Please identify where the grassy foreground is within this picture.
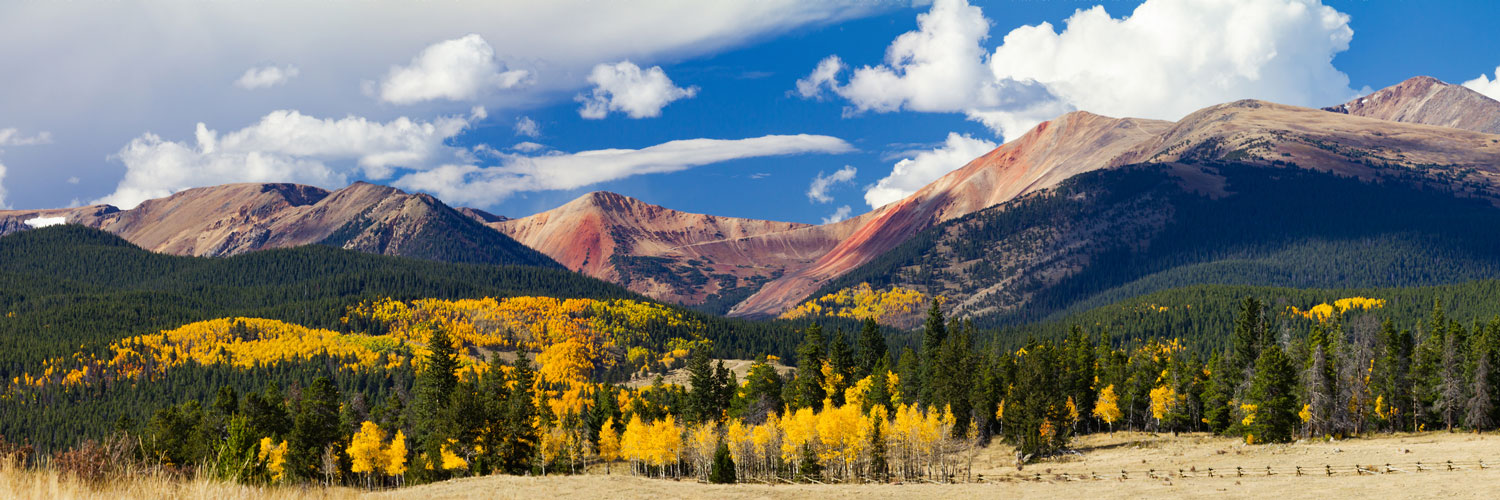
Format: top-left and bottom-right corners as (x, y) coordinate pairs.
(6, 432), (1497, 499)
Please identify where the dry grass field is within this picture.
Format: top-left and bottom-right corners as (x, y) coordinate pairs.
(6, 431), (1496, 499)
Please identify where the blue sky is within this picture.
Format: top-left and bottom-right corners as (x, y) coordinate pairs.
(0, 0), (1497, 225)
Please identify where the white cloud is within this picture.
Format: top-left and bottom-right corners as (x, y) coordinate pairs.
(234, 65), (300, 90)
(0, 128), (51, 146)
(66, 176), (79, 184)
(23, 216), (65, 228)
(864, 132), (996, 208)
(577, 61), (698, 119)
(515, 116), (541, 138)
(1464, 66), (1500, 101)
(807, 165), (856, 203)
(795, 56), (844, 99)
(821, 205), (852, 224)
(800, 0), (1356, 140)
(378, 34), (531, 105)
(511, 142), (547, 153)
(394, 134), (853, 206)
(0, 162), (8, 209)
(96, 109), (479, 209)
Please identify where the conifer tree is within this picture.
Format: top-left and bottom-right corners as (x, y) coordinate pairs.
(919, 299), (948, 400)
(687, 348), (717, 424)
(288, 376), (342, 480)
(499, 352), (539, 474)
(412, 325), (460, 476)
(708, 440), (736, 484)
(1248, 345), (1297, 443)
(793, 324), (827, 411)
(741, 359), (784, 423)
(1231, 297), (1265, 375)
(1437, 328), (1466, 431)
(1201, 353), (1233, 433)
(828, 328), (855, 406)
(1466, 354), (1494, 430)
(869, 415), (888, 482)
(1377, 321), (1415, 432)
(857, 318), (887, 379)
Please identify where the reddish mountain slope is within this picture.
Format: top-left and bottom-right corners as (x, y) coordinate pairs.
(1325, 76), (1500, 134)
(492, 192), (823, 304)
(729, 112), (1172, 317)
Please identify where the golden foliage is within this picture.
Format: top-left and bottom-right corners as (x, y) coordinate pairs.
(779, 283), (932, 324)
(1290, 297), (1385, 322)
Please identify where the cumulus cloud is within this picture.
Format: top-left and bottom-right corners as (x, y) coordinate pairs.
(807, 165), (857, 203)
(0, 162), (8, 209)
(234, 65), (300, 90)
(23, 216), (65, 228)
(821, 205), (853, 224)
(95, 109), (479, 209)
(577, 61), (698, 119)
(514, 116), (541, 138)
(1464, 66), (1500, 101)
(394, 134), (853, 206)
(0, 128), (52, 146)
(378, 34), (531, 105)
(800, 0), (1356, 140)
(864, 132), (996, 208)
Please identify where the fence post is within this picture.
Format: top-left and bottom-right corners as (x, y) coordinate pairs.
(1266, 466), (1273, 476)
(1325, 465), (1332, 476)
(1295, 466), (1302, 476)
(1237, 466), (1243, 477)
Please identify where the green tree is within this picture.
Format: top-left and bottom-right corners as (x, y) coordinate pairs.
(287, 376), (342, 480)
(919, 299), (947, 405)
(498, 353), (539, 474)
(1248, 345), (1298, 444)
(708, 440), (736, 484)
(792, 324), (827, 411)
(857, 318), (887, 380)
(412, 325), (460, 476)
(687, 348), (718, 424)
(1201, 353), (1233, 433)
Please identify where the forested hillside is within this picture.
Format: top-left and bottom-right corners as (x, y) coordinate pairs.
(0, 226), (856, 450)
(813, 162), (1500, 327)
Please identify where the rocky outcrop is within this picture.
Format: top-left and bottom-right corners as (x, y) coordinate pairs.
(1325, 76), (1500, 134)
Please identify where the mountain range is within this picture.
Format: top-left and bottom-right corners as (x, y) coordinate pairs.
(4, 75), (1499, 324)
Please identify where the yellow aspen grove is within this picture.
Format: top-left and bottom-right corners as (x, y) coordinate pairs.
(384, 430), (408, 478)
(347, 421), (387, 475)
(257, 438), (288, 483)
(687, 422), (718, 481)
(1150, 384), (1179, 424)
(439, 441), (468, 471)
(597, 417), (620, 472)
(1093, 384), (1122, 431)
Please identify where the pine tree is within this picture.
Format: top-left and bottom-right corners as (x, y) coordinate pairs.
(687, 348), (717, 424)
(1466, 354), (1494, 430)
(857, 318), (887, 380)
(827, 329), (855, 407)
(412, 325), (460, 476)
(708, 440), (736, 484)
(868, 415), (888, 482)
(793, 324), (827, 411)
(288, 376), (341, 480)
(499, 352), (539, 474)
(797, 442), (822, 481)
(1201, 353), (1233, 433)
(742, 359), (784, 423)
(1248, 345), (1297, 444)
(919, 299), (947, 406)
(1377, 321), (1415, 432)
(864, 357), (893, 412)
(1231, 297), (1265, 375)
(1437, 327), (1466, 431)
(1061, 325), (1096, 430)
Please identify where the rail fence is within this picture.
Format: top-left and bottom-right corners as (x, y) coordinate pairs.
(976, 459), (1494, 483)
